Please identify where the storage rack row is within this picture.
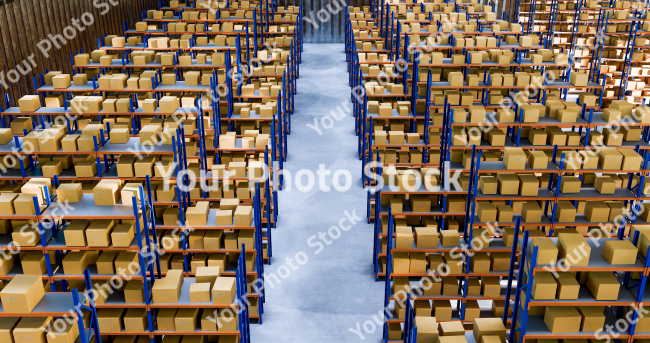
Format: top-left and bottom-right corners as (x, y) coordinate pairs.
(521, 0), (650, 104)
(505, 229), (650, 343)
(0, 181), (265, 325)
(0, 263), (251, 343)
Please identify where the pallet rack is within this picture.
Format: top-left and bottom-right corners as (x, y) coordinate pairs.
(0, 0), (307, 332)
(343, 0), (650, 341)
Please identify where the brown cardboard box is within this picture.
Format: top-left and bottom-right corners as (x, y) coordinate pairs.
(110, 128), (130, 144)
(415, 317), (438, 343)
(46, 318), (79, 343)
(196, 266), (220, 288)
(620, 149), (642, 170)
(560, 176), (581, 193)
(234, 205), (253, 226)
(18, 95), (41, 112)
(75, 161), (97, 177)
(440, 230), (460, 247)
(556, 201), (577, 223)
(56, 183), (83, 203)
(440, 321), (465, 335)
(570, 72), (588, 87)
(96, 251), (118, 274)
(0, 317), (21, 342)
(497, 174), (520, 195)
(585, 201), (610, 223)
(124, 280), (144, 304)
(115, 251), (140, 276)
(415, 227), (437, 248)
(490, 252), (510, 271)
(479, 176), (498, 194)
(532, 272), (557, 299)
(0, 193), (18, 215)
(157, 308), (177, 331)
(531, 238), (558, 265)
(62, 251), (88, 275)
(98, 308), (124, 333)
(13, 317), (52, 343)
(598, 148), (623, 170)
(558, 233), (591, 266)
(473, 318), (506, 343)
(578, 306), (606, 332)
(603, 240), (637, 264)
(481, 277), (501, 298)
(0, 275), (45, 313)
(497, 205), (513, 222)
(212, 276), (236, 304)
(152, 269), (184, 303)
(595, 176), (615, 194)
(477, 202), (497, 222)
(433, 300), (452, 321)
(93, 180), (121, 205)
(522, 202), (542, 222)
(20, 251), (46, 276)
(124, 308), (148, 332)
(14, 194), (36, 215)
(189, 282), (211, 303)
(519, 174), (539, 196)
(86, 219), (114, 247)
(504, 148), (526, 169)
(112, 223), (134, 247)
(544, 306), (581, 333)
(528, 151), (549, 169)
(555, 273), (580, 299)
(587, 272), (620, 300)
(471, 252), (491, 273)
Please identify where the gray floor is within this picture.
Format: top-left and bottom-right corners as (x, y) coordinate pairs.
(250, 44), (385, 342)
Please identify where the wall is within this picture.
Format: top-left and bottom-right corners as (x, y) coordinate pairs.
(284, 0), (367, 43)
(0, 0), (156, 106)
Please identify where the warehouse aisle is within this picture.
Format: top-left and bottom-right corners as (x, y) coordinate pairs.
(250, 44), (385, 342)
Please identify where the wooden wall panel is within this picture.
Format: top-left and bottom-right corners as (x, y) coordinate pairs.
(0, 0), (155, 106)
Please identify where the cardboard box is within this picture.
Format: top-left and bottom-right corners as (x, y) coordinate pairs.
(471, 253), (491, 273)
(157, 308), (177, 331)
(415, 317), (438, 343)
(152, 270), (184, 303)
(93, 180), (121, 206)
(558, 233), (591, 267)
(115, 251), (140, 276)
(190, 282), (211, 303)
(124, 280), (144, 303)
(473, 318), (506, 343)
(440, 230), (460, 247)
(532, 272), (557, 299)
(477, 202), (497, 222)
(62, 251), (88, 275)
(97, 308), (124, 333)
(531, 238), (558, 265)
(13, 317), (52, 343)
(19, 95), (41, 112)
(56, 183), (83, 203)
(124, 308), (148, 332)
(587, 271), (620, 300)
(522, 202), (542, 222)
(585, 201), (610, 223)
(504, 147), (527, 169)
(96, 251), (118, 274)
(603, 240), (637, 264)
(578, 306), (606, 332)
(86, 219), (114, 247)
(544, 306), (581, 333)
(556, 201), (577, 223)
(212, 276), (236, 304)
(555, 273), (580, 299)
(0, 275), (45, 313)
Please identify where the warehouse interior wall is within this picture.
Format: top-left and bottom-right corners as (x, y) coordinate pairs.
(0, 0), (157, 106)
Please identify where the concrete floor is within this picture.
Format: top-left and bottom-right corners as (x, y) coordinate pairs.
(249, 44), (385, 342)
